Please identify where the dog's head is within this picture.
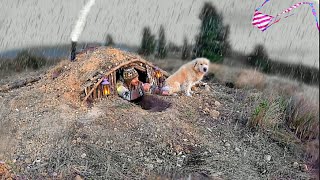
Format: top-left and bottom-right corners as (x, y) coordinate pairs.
(193, 58), (210, 74)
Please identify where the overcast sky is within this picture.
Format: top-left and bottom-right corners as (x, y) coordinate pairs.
(0, 0), (319, 67)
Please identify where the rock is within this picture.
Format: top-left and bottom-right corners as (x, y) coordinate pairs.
(80, 153), (86, 158)
(293, 162), (299, 168)
(34, 158), (41, 163)
(214, 101), (221, 107)
(146, 164), (154, 170)
(74, 175), (84, 180)
(76, 137), (81, 143)
(156, 159), (163, 163)
(264, 155), (271, 162)
(224, 142), (231, 147)
(235, 147), (240, 152)
(210, 110), (220, 118)
(204, 85), (210, 92)
(25, 158), (32, 164)
(300, 164), (308, 172)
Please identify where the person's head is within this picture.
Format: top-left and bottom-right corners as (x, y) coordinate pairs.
(123, 68), (139, 86)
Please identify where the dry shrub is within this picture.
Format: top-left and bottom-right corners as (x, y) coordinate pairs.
(285, 94), (319, 141)
(235, 69), (266, 90)
(208, 63), (266, 90)
(248, 91), (319, 173)
(247, 95), (287, 130)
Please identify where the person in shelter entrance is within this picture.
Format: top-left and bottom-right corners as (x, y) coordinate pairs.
(116, 67), (148, 101)
(116, 67), (170, 111)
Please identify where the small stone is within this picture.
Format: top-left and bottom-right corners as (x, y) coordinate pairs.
(74, 175), (84, 180)
(235, 147), (240, 152)
(214, 101), (221, 107)
(204, 107), (210, 112)
(264, 155), (271, 162)
(25, 158), (32, 164)
(72, 140), (77, 144)
(210, 110), (220, 118)
(156, 159), (163, 163)
(76, 137), (81, 142)
(300, 164), (308, 172)
(204, 85), (210, 91)
(146, 164), (154, 170)
(224, 142), (231, 147)
(293, 162), (299, 168)
(80, 153), (86, 158)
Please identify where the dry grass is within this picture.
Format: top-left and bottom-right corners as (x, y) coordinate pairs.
(246, 90), (319, 173)
(199, 60), (319, 174)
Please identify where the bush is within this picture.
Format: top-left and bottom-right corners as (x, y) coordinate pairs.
(10, 51), (46, 72)
(247, 44), (271, 73)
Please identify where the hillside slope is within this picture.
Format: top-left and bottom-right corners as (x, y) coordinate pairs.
(0, 48), (315, 179)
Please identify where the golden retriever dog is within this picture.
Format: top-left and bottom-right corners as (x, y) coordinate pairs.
(164, 58), (210, 96)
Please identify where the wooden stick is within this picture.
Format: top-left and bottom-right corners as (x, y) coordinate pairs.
(97, 84), (101, 99)
(113, 72), (117, 95)
(93, 86), (97, 99)
(0, 76), (41, 92)
(82, 58), (170, 103)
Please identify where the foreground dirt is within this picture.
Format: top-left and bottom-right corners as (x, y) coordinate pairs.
(0, 75), (312, 179)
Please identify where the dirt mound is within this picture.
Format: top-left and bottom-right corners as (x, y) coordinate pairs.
(37, 47), (145, 107)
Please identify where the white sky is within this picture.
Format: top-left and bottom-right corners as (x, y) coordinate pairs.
(0, 0), (319, 67)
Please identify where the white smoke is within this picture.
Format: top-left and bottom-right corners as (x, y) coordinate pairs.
(70, 0), (96, 42)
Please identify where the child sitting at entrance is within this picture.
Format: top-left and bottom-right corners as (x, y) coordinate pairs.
(116, 67), (170, 111)
(117, 68), (168, 101)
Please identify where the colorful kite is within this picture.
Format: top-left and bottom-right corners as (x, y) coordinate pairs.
(252, 0), (320, 32)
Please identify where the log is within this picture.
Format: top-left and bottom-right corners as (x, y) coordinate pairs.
(0, 76), (41, 92)
(82, 58), (170, 103)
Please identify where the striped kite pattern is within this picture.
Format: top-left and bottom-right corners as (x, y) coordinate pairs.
(252, 0), (319, 32)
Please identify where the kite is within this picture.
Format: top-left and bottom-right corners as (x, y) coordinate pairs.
(252, 0), (320, 32)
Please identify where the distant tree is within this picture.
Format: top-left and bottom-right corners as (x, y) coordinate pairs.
(193, 2), (231, 63)
(181, 37), (191, 60)
(248, 44), (271, 73)
(104, 34), (115, 46)
(156, 25), (168, 59)
(138, 27), (156, 56)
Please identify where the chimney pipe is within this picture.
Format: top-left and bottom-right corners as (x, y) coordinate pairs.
(70, 41), (77, 61)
